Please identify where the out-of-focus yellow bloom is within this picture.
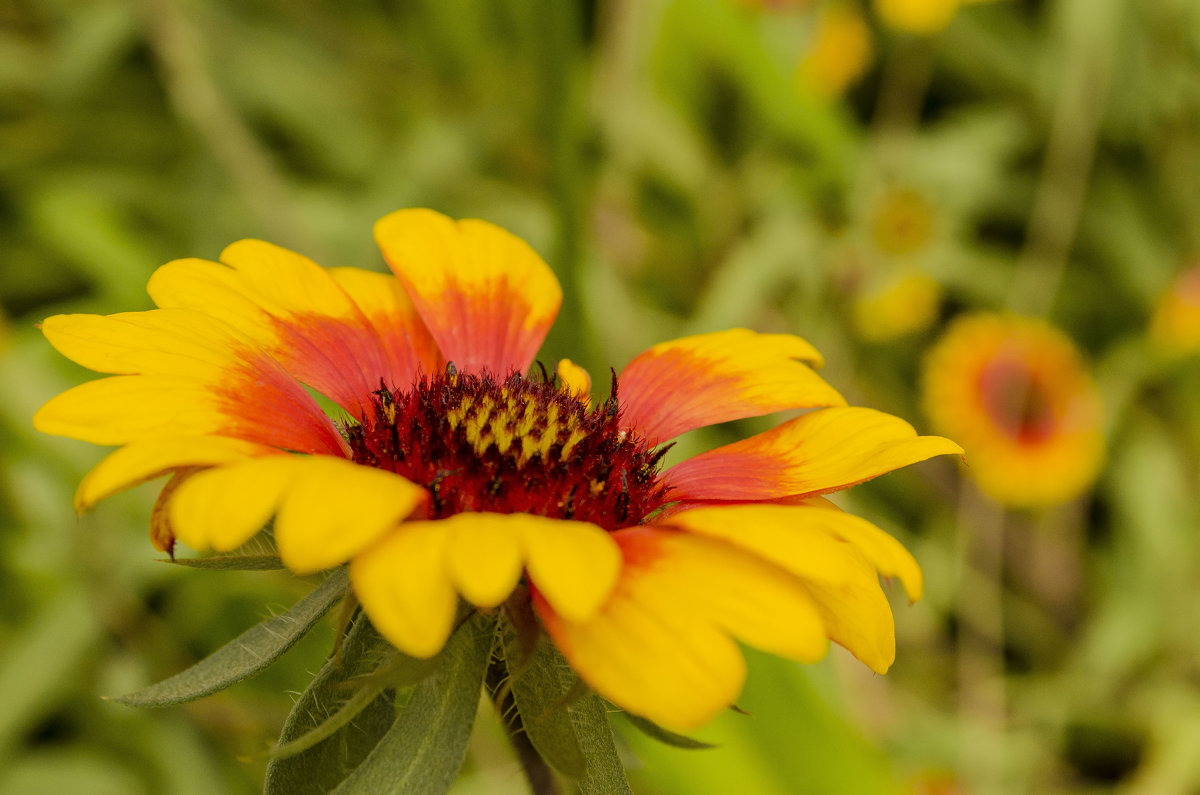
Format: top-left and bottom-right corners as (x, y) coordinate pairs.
(852, 272), (942, 342)
(871, 187), (936, 256)
(923, 313), (1104, 508)
(1150, 264), (1200, 356)
(796, 1), (874, 98)
(841, 184), (945, 341)
(874, 0), (1004, 35)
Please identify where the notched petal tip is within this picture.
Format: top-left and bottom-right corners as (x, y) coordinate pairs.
(374, 208), (562, 376)
(617, 329), (846, 445)
(350, 522), (458, 659)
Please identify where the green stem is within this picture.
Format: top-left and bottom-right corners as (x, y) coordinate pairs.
(486, 652), (561, 795)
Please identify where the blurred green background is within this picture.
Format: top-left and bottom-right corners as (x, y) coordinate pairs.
(3, 0), (1200, 792)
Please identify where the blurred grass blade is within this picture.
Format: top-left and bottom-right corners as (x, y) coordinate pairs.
(0, 589), (101, 755)
(330, 614), (497, 795)
(622, 712), (716, 750)
(164, 554), (284, 570)
(113, 568), (348, 708)
(264, 615), (404, 794)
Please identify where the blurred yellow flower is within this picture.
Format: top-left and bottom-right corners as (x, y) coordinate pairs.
(923, 313), (1104, 508)
(839, 183), (946, 341)
(852, 271), (943, 342)
(874, 0), (1003, 35)
(872, 186), (937, 256)
(796, 1), (874, 98)
(1150, 264), (1200, 356)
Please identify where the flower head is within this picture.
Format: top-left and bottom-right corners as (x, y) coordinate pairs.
(922, 312), (1103, 508)
(36, 208), (960, 730)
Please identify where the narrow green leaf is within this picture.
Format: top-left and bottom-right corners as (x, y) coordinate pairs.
(622, 712), (716, 750)
(331, 614), (498, 795)
(502, 628), (632, 793)
(264, 614), (400, 795)
(113, 568), (348, 707)
(503, 632), (587, 778)
(163, 554), (284, 571)
(269, 669), (392, 760)
(268, 629), (440, 762)
(571, 690), (633, 794)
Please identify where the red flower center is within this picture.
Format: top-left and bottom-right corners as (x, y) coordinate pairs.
(346, 370), (671, 531)
(978, 356), (1057, 445)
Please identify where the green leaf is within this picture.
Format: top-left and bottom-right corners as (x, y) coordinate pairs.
(163, 554), (284, 571)
(330, 613), (498, 795)
(112, 568), (348, 708)
(503, 632), (587, 778)
(572, 689), (633, 794)
(264, 614), (401, 795)
(622, 712), (716, 750)
(502, 628), (632, 793)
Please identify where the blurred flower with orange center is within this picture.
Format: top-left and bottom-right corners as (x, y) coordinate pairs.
(1150, 264), (1200, 356)
(922, 313), (1104, 508)
(873, 0), (1005, 35)
(35, 208), (962, 731)
(796, 0), (874, 98)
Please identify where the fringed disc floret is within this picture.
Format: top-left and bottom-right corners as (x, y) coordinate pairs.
(345, 368), (672, 531)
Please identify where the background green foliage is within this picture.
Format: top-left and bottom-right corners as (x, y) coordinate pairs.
(3, 0), (1199, 792)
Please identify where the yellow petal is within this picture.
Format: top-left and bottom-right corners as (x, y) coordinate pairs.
(75, 435), (276, 512)
(617, 329), (847, 446)
(518, 516), (620, 622)
(146, 257), (278, 343)
(150, 252), (426, 416)
(429, 512), (618, 620)
(556, 358), (592, 405)
(668, 503), (922, 601)
(442, 514), (525, 608)
(537, 528), (827, 730)
(34, 375), (228, 445)
(666, 406), (964, 502)
(664, 503), (915, 671)
(351, 523), (458, 658)
(168, 454), (425, 570)
(274, 457), (427, 574)
(374, 208), (562, 376)
(34, 371), (345, 455)
(40, 310), (242, 376)
(218, 240), (359, 318)
(169, 456), (296, 552)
